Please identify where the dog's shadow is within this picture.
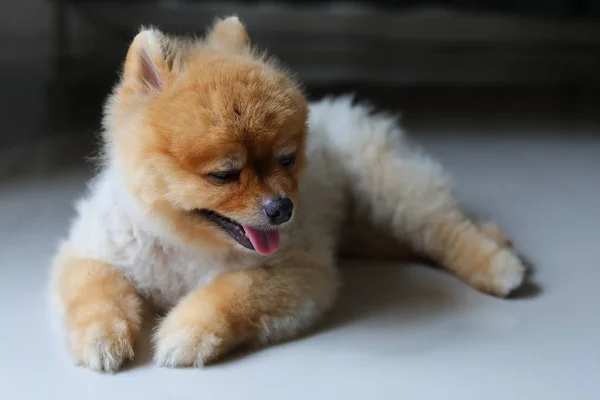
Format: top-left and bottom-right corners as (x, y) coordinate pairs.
(324, 259), (466, 332)
(328, 256), (540, 327)
(125, 310), (157, 370)
(126, 258), (540, 369)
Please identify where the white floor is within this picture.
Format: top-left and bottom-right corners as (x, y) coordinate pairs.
(1, 114), (599, 399)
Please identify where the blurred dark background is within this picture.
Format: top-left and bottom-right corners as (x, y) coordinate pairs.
(1, 1), (599, 177)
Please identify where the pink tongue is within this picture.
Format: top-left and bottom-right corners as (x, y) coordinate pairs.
(243, 226), (280, 255)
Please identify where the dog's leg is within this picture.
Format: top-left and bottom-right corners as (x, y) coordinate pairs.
(407, 212), (525, 296)
(475, 220), (513, 248)
(153, 256), (338, 367)
(51, 245), (142, 372)
(318, 98), (525, 296)
(357, 157), (524, 296)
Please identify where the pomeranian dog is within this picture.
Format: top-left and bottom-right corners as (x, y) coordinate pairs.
(50, 16), (526, 372)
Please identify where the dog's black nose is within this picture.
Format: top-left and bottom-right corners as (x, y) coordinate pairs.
(263, 197), (293, 225)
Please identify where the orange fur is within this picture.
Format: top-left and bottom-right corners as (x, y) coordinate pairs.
(52, 246), (142, 372)
(477, 221), (513, 247)
(51, 16), (525, 372)
(104, 23), (307, 251)
(420, 218), (521, 295)
(153, 256), (337, 367)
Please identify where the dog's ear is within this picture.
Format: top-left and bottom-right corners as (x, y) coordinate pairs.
(205, 16), (251, 54)
(123, 28), (167, 95)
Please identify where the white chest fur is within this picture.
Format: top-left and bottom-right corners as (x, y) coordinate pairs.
(64, 100), (354, 310)
(67, 170), (257, 310)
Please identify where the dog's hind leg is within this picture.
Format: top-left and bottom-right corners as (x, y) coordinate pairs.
(313, 97), (525, 296)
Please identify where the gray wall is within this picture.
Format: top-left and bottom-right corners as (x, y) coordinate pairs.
(1, 2), (599, 151)
(0, 0), (52, 148)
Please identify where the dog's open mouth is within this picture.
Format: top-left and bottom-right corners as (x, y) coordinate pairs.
(197, 210), (280, 255)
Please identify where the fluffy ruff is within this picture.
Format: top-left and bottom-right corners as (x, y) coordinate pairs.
(49, 16), (525, 372)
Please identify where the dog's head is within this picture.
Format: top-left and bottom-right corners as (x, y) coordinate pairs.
(104, 17), (308, 255)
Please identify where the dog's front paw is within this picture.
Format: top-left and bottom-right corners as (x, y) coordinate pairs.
(69, 317), (136, 373)
(153, 311), (230, 368)
(471, 249), (526, 297)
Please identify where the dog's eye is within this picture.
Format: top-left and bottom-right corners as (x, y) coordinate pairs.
(278, 155), (295, 168)
(208, 170), (240, 184)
